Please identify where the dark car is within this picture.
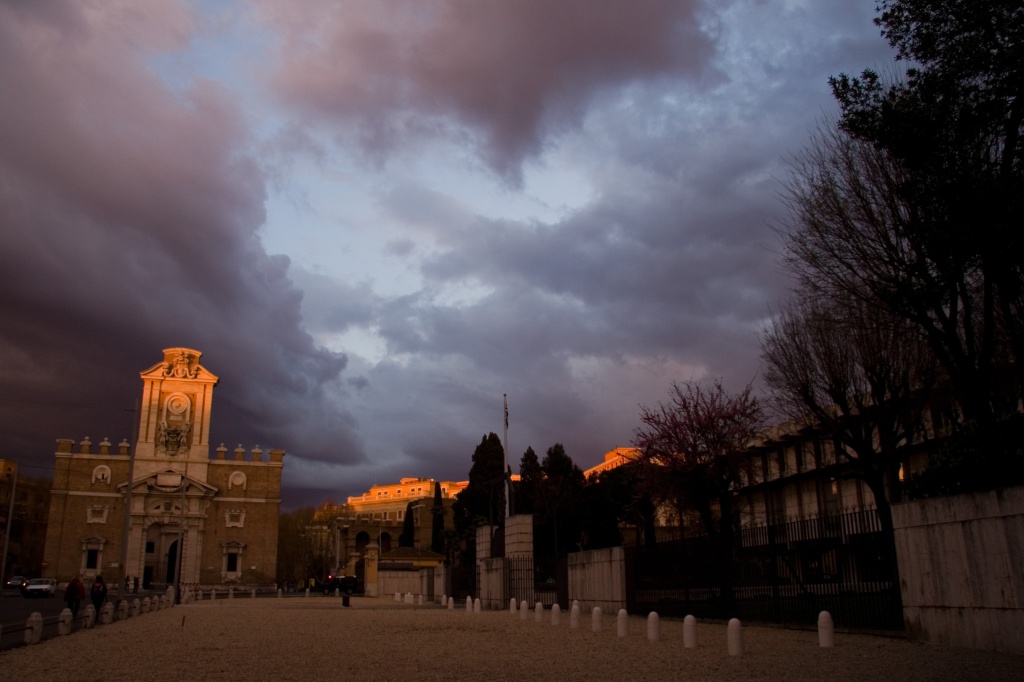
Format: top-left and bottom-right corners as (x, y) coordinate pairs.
(3, 575), (27, 590)
(322, 575), (360, 595)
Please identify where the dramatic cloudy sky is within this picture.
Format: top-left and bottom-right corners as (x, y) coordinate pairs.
(1, 1), (895, 508)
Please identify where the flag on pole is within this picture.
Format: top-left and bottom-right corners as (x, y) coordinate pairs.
(504, 395), (509, 430)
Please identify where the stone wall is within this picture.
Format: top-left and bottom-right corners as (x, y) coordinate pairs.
(477, 557), (505, 609)
(378, 570), (421, 597)
(892, 486), (1024, 653)
(567, 547), (625, 614)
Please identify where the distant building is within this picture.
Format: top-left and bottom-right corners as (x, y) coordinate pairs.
(1, 460), (51, 579)
(42, 348), (284, 589)
(582, 447), (641, 478)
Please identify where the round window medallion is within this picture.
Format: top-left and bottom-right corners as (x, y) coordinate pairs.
(166, 395), (189, 415)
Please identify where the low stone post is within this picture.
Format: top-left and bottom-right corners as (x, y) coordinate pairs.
(304, 588), (309, 598)
(228, 587), (234, 599)
(442, 594), (447, 605)
(570, 603), (580, 629)
(141, 597), (151, 613)
(510, 597), (517, 613)
(447, 597), (454, 609)
(418, 595), (424, 606)
(130, 599), (140, 617)
(818, 611), (835, 648)
(617, 609), (628, 637)
(99, 602), (113, 624)
(277, 588), (282, 598)
(117, 599), (129, 620)
(683, 614), (697, 649)
(58, 608), (73, 635)
(465, 596), (472, 612)
(535, 602), (543, 622)
(727, 618), (743, 657)
(647, 612), (660, 642)
(551, 603), (561, 626)
(24, 612), (43, 645)
(84, 604), (97, 628)
(395, 592), (401, 602)
(473, 598), (482, 613)
(520, 599), (528, 621)
(251, 588), (257, 599)
(592, 607), (602, 632)
(197, 590), (203, 601)
(160, 595), (169, 609)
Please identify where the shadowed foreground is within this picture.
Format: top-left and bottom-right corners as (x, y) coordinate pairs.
(0, 598), (1018, 681)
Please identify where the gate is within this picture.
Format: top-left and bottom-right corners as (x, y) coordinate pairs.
(505, 555), (569, 608)
(625, 510), (903, 630)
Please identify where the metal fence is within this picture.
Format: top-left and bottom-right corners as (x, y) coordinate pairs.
(504, 555), (568, 608)
(625, 509), (904, 630)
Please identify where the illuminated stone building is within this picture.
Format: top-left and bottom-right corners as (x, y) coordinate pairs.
(42, 348), (284, 589)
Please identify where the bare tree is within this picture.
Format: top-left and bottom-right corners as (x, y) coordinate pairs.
(761, 294), (936, 535)
(632, 379), (765, 541)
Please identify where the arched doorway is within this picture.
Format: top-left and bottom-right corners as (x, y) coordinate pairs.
(166, 539), (178, 584)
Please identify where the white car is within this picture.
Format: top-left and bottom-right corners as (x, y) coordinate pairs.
(21, 578), (57, 598)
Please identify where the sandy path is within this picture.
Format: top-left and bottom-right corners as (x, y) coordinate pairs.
(0, 597), (1019, 681)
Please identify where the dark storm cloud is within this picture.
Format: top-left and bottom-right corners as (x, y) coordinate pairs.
(0, 3), (364, 473)
(262, 0), (714, 184)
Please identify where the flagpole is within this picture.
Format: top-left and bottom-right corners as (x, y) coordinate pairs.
(503, 394), (509, 519)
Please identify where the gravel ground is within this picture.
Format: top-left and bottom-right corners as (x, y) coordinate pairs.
(0, 597), (1019, 681)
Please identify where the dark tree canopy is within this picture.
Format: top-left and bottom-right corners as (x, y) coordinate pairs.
(453, 432), (506, 532)
(430, 481), (444, 554)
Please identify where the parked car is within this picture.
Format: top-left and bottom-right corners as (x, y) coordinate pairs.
(3, 575), (27, 590)
(21, 578), (57, 598)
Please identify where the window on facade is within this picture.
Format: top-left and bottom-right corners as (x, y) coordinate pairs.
(86, 549), (98, 569)
(397, 510), (403, 520)
(146, 541), (155, 554)
(226, 553), (238, 572)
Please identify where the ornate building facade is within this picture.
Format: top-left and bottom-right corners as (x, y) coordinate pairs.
(43, 348), (284, 589)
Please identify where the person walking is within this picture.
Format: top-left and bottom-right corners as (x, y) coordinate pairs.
(64, 576), (85, 619)
(90, 575), (107, 613)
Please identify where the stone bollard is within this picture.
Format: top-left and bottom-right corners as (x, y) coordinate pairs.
(647, 612), (660, 642)
(442, 594), (447, 606)
(683, 614), (697, 648)
(84, 604), (97, 628)
(278, 588), (282, 598)
(510, 598), (517, 613)
(570, 603), (580, 629)
(197, 590), (203, 601)
(818, 611), (835, 648)
(141, 597), (151, 614)
(395, 592), (401, 602)
(617, 609), (628, 637)
(58, 608), (73, 635)
(304, 588), (309, 598)
(473, 598), (482, 613)
(418, 595), (424, 606)
(552, 603), (561, 626)
(161, 595), (169, 609)
(24, 612), (43, 645)
(130, 599), (140, 617)
(100, 602), (114, 624)
(228, 587), (234, 600)
(251, 589), (256, 599)
(465, 596), (472, 612)
(572, 600), (579, 612)
(592, 607), (602, 633)
(335, 588), (340, 598)
(406, 593), (414, 604)
(447, 597), (454, 609)
(166, 586), (175, 603)
(117, 599), (129, 620)
(727, 618), (743, 657)
(520, 599), (528, 621)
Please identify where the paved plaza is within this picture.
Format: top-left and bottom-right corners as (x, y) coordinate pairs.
(0, 597), (1019, 681)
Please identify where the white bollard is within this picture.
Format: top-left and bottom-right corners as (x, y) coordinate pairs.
(130, 599), (140, 617)
(510, 597), (517, 613)
(24, 612), (43, 645)
(592, 607), (602, 632)
(535, 602), (543, 622)
(474, 598), (482, 613)
(520, 599), (528, 620)
(818, 611), (835, 648)
(305, 588), (309, 598)
(617, 609), (628, 637)
(570, 603), (580, 629)
(396, 592), (401, 602)
(117, 599), (128, 620)
(683, 614), (697, 649)
(228, 587), (234, 600)
(84, 604), (97, 628)
(141, 597), (151, 613)
(58, 608), (73, 635)
(197, 590), (203, 601)
(418, 595), (423, 606)
(447, 597), (454, 609)
(277, 588), (282, 598)
(552, 603), (561, 626)
(442, 594), (447, 606)
(727, 618), (743, 657)
(466, 596), (473, 612)
(647, 612), (660, 642)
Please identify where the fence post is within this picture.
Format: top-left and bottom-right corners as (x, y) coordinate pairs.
(617, 609), (628, 637)
(647, 612), (660, 642)
(552, 603), (561, 626)
(570, 603), (580, 629)
(683, 614), (697, 648)
(520, 599), (528, 620)
(592, 607), (602, 632)
(24, 612), (43, 645)
(727, 618), (743, 656)
(818, 611), (835, 648)
(510, 597), (517, 613)
(534, 602), (543, 622)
